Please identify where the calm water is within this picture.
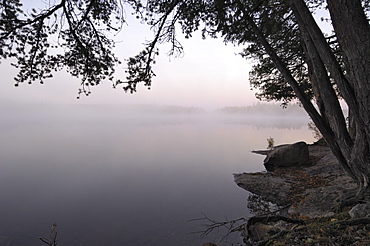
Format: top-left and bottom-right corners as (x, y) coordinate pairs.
(0, 105), (314, 245)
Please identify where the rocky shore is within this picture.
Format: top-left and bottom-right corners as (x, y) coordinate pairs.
(235, 143), (356, 218)
(233, 141), (370, 245)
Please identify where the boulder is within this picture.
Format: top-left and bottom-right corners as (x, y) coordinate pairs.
(348, 203), (370, 218)
(263, 141), (310, 172)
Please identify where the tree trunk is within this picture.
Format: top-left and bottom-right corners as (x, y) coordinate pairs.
(238, 3), (357, 183)
(327, 0), (370, 128)
(326, 0), (370, 138)
(287, 0), (370, 200)
(327, 0), (370, 142)
(326, 0), (370, 199)
(286, 0), (358, 116)
(241, 0), (370, 202)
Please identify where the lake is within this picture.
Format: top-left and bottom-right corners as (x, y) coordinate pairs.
(0, 104), (314, 245)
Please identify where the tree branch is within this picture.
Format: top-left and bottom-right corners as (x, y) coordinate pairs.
(0, 0), (66, 41)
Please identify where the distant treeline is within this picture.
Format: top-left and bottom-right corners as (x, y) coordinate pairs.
(215, 103), (308, 117)
(129, 104), (205, 114)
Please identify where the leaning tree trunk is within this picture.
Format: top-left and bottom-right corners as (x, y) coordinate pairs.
(287, 0), (370, 202)
(242, 0), (370, 201)
(327, 0), (370, 129)
(327, 0), (370, 199)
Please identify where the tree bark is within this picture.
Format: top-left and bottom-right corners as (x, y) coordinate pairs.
(327, 1), (370, 127)
(287, 0), (359, 124)
(326, 0), (370, 142)
(288, 0), (370, 200)
(287, 0), (355, 176)
(326, 0), (370, 198)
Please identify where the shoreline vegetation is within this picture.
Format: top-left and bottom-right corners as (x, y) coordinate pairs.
(231, 140), (370, 245)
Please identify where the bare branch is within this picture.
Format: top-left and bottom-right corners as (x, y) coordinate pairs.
(188, 213), (247, 243)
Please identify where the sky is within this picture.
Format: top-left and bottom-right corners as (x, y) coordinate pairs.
(0, 2), (259, 111)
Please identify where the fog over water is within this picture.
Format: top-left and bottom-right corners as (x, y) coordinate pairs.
(0, 104), (314, 246)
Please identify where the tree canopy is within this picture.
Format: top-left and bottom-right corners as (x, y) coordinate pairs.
(1, 0), (370, 203)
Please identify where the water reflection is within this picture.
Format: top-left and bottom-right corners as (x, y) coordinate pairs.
(0, 104), (314, 245)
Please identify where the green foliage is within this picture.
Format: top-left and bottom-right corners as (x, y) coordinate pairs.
(0, 0), (369, 103)
(239, 1), (313, 103)
(0, 0), (313, 100)
(0, 0), (125, 97)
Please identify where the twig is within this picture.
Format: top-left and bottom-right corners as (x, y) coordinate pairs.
(39, 223), (58, 246)
(188, 213), (247, 242)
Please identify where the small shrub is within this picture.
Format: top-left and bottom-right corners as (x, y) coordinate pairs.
(267, 136), (275, 150)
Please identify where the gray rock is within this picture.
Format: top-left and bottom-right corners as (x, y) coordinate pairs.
(263, 141), (310, 172)
(356, 229), (367, 235)
(236, 145), (357, 219)
(348, 203), (370, 218)
(234, 172), (292, 206)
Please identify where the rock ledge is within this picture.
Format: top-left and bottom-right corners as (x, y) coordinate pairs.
(234, 143), (356, 218)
